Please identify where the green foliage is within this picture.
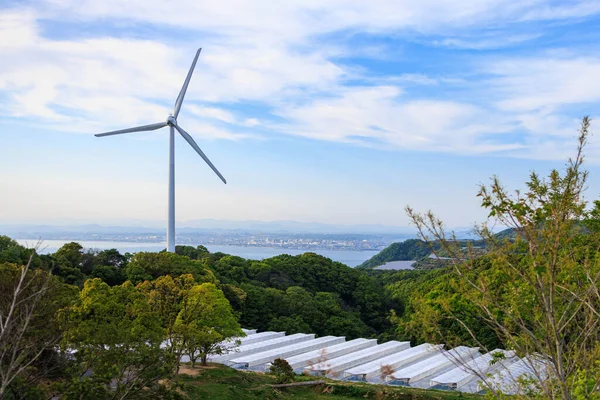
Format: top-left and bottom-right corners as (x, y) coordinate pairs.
(174, 282), (243, 366)
(137, 274), (197, 360)
(177, 363), (482, 400)
(0, 236), (42, 268)
(60, 278), (176, 398)
(268, 316), (311, 334)
(175, 245), (209, 260)
(407, 117), (600, 399)
(95, 248), (128, 268)
(388, 263), (501, 348)
(204, 252), (391, 339)
(269, 358), (294, 384)
(126, 251), (216, 285)
(53, 242), (84, 270)
(90, 264), (125, 286)
(358, 239), (430, 269)
(0, 262), (77, 397)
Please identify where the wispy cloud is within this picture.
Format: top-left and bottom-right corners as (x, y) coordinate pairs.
(1, 1), (600, 159)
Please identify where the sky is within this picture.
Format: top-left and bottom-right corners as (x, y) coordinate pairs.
(2, 0), (600, 229)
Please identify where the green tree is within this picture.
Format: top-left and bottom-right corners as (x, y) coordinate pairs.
(323, 314), (371, 339)
(61, 279), (175, 398)
(174, 283), (243, 366)
(269, 358), (294, 384)
(220, 284), (247, 314)
(211, 255), (248, 284)
(53, 242), (84, 270)
(91, 264), (125, 286)
(0, 236), (41, 268)
(268, 316), (311, 334)
(52, 242), (86, 286)
(0, 260), (76, 398)
(125, 252), (215, 285)
(137, 274), (196, 363)
(239, 285), (284, 331)
(407, 117), (600, 399)
(175, 245), (209, 260)
(96, 248), (128, 268)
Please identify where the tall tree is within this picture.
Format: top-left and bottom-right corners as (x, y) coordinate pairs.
(407, 117), (600, 399)
(137, 274), (196, 365)
(0, 258), (75, 398)
(173, 283), (243, 366)
(61, 279), (174, 398)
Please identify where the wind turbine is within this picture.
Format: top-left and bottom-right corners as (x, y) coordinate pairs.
(95, 48), (226, 252)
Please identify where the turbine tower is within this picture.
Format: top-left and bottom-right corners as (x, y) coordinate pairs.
(95, 48), (226, 252)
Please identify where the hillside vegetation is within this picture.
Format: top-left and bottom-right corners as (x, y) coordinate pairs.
(359, 229), (516, 270)
(176, 363), (480, 400)
(358, 239), (431, 269)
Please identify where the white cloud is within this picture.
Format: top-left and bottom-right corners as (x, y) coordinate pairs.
(433, 33), (542, 50)
(0, 9), (38, 49)
(39, 0), (600, 37)
(1, 1), (600, 159)
(488, 57), (600, 112)
(276, 85), (523, 154)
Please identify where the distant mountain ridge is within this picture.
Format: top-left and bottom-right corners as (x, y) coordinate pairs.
(0, 219), (417, 236)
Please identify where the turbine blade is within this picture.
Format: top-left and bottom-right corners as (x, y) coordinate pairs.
(95, 122), (167, 137)
(173, 48), (202, 119)
(173, 123), (227, 184)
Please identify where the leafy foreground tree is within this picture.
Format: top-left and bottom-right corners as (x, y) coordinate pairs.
(138, 274), (197, 366)
(407, 117), (600, 399)
(173, 283), (243, 366)
(0, 257), (75, 399)
(138, 275), (242, 368)
(60, 279), (176, 398)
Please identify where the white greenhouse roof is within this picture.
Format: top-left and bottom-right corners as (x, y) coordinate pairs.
(284, 338), (377, 370)
(430, 349), (517, 389)
(343, 343), (443, 381)
(228, 328), (547, 395)
(228, 336), (345, 369)
(211, 333), (314, 363)
(483, 356), (549, 395)
(236, 331), (285, 345)
(306, 340), (410, 376)
(389, 346), (480, 384)
(242, 328), (257, 335)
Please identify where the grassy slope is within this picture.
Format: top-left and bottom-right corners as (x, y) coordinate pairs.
(176, 364), (482, 400)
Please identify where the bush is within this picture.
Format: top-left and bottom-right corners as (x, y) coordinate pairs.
(269, 358), (294, 384)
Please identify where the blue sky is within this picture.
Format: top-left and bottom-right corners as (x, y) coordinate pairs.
(1, 0), (600, 229)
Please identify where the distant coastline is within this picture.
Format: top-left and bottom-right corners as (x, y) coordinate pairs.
(15, 239), (380, 267)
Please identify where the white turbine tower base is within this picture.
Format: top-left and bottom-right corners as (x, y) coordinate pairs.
(94, 48), (227, 252)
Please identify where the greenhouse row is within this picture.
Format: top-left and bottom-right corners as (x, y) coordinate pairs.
(208, 329), (548, 395)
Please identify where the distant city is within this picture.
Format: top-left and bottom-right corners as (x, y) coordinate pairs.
(0, 220), (481, 252)
(10, 231), (410, 251)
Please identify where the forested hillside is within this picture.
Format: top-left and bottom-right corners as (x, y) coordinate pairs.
(0, 233), (508, 355)
(359, 229), (516, 270)
(0, 233), (455, 397)
(358, 239), (431, 269)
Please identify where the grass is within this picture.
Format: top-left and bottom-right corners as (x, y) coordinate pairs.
(174, 363), (483, 400)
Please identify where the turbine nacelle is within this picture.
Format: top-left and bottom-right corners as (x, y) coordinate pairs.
(167, 115), (177, 125)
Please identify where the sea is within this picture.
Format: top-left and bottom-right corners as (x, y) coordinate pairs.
(15, 239), (379, 267)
